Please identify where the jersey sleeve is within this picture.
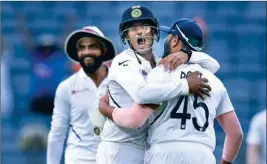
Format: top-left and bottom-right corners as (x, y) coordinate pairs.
(246, 114), (261, 145)
(47, 82), (70, 164)
(189, 51), (220, 73)
(216, 88), (235, 117)
(140, 65), (189, 105)
(113, 58), (189, 105)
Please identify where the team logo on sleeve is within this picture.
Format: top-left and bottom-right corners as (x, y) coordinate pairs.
(131, 8), (142, 18)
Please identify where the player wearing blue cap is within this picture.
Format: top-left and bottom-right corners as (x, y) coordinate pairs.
(100, 18), (243, 164)
(97, 5), (221, 164)
(144, 18), (243, 164)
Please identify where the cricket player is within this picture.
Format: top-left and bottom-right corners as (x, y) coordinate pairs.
(146, 19), (243, 164)
(97, 6), (221, 164)
(247, 109), (266, 164)
(47, 26), (116, 164)
(105, 18), (243, 164)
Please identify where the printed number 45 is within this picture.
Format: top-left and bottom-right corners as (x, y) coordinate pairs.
(170, 95), (209, 132)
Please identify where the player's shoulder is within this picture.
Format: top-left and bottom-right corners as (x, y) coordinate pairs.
(111, 49), (138, 69)
(182, 64), (227, 94)
(167, 63), (199, 81)
(253, 109), (266, 122)
(199, 66), (226, 91)
(212, 75), (226, 91)
(57, 71), (79, 92)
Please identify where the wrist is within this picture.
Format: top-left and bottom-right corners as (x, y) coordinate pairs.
(181, 48), (192, 62)
(220, 159), (233, 164)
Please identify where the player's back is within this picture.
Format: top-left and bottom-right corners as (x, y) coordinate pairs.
(147, 63), (226, 151)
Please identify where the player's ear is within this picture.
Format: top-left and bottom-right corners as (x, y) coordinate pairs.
(171, 35), (179, 48)
(103, 48), (107, 56)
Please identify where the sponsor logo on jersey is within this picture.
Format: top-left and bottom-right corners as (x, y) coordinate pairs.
(72, 88), (90, 94)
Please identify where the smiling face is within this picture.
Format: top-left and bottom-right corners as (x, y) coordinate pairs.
(77, 37), (106, 74)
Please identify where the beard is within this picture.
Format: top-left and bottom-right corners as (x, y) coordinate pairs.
(162, 37), (172, 58)
(78, 54), (104, 74)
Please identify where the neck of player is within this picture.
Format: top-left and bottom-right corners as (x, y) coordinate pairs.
(86, 64), (107, 87)
(142, 52), (156, 68)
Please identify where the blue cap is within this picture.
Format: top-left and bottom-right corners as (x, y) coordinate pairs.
(160, 18), (204, 51)
(119, 5), (160, 44)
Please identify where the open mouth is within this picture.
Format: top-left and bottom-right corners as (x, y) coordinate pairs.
(137, 38), (146, 45)
(137, 38), (147, 49)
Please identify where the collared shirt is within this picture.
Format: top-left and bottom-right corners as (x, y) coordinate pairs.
(101, 48), (153, 149)
(101, 48), (220, 149)
(147, 63), (234, 151)
(47, 68), (108, 164)
(247, 109), (266, 164)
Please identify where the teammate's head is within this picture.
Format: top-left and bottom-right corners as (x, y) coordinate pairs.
(119, 5), (160, 55)
(65, 26), (116, 74)
(160, 18), (205, 58)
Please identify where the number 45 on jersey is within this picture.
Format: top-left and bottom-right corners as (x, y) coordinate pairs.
(170, 95), (209, 132)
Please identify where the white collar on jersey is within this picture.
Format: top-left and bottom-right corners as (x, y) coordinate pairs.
(78, 68), (88, 79)
(78, 66), (109, 80)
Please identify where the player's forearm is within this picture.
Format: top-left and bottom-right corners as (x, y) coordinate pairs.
(88, 107), (107, 130)
(47, 128), (67, 164)
(112, 104), (154, 128)
(99, 98), (114, 121)
(189, 51), (220, 73)
(136, 79), (189, 104)
(222, 132), (243, 163)
(217, 112), (243, 163)
(220, 159), (233, 164)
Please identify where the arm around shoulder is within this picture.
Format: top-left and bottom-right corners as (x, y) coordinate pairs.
(189, 51), (220, 73)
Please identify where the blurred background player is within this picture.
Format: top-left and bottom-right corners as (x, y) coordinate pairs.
(246, 109), (266, 164)
(47, 26), (116, 164)
(16, 14), (76, 115)
(1, 35), (14, 119)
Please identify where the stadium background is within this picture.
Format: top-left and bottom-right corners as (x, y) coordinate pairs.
(1, 1), (266, 164)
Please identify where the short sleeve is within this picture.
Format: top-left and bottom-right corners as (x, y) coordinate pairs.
(216, 89), (235, 117)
